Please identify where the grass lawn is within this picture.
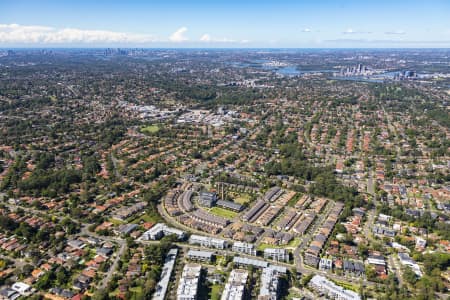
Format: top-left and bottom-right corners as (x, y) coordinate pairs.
(257, 243), (283, 251)
(331, 279), (359, 292)
(131, 212), (162, 224)
(210, 284), (223, 300)
(216, 255), (225, 266)
(108, 218), (125, 225)
(109, 289), (119, 298)
(287, 289), (303, 300)
(215, 255), (232, 268)
(141, 124), (159, 134)
(129, 286), (143, 296)
(258, 238), (301, 251)
(210, 207), (237, 219)
(286, 238), (302, 249)
(234, 193), (251, 205)
(287, 192), (301, 207)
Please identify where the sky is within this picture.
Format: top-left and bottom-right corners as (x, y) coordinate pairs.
(0, 0), (449, 48)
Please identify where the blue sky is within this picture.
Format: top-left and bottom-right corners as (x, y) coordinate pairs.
(0, 0), (449, 48)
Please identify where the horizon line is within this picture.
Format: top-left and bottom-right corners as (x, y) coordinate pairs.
(1, 47), (449, 50)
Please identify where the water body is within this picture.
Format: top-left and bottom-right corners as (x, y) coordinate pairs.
(261, 63), (334, 76)
(331, 76), (384, 83)
(276, 67), (334, 76)
(229, 60), (333, 76)
(277, 66), (300, 76)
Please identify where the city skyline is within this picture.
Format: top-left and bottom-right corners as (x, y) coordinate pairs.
(1, 0), (449, 48)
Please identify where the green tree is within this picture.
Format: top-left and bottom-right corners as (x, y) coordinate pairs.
(403, 266), (418, 285)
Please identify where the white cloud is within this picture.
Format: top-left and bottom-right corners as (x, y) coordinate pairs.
(0, 24), (248, 45)
(0, 23), (157, 44)
(342, 28), (371, 34)
(169, 27), (188, 42)
(199, 33), (237, 43)
(200, 34), (211, 42)
(343, 28), (356, 34)
(301, 28), (311, 33)
(385, 30), (406, 35)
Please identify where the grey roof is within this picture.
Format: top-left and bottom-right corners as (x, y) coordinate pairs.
(117, 223), (138, 234)
(153, 249), (178, 300)
(180, 190), (194, 211)
(315, 234), (327, 242)
(268, 264), (287, 274)
(187, 250), (214, 258)
(343, 260), (354, 271)
(216, 200), (243, 211)
(264, 187), (282, 201)
(96, 247), (113, 256)
(354, 262), (365, 272)
(200, 191), (217, 201)
(309, 245), (321, 252)
(192, 209), (229, 227)
(233, 256), (268, 269)
(243, 200), (268, 221)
